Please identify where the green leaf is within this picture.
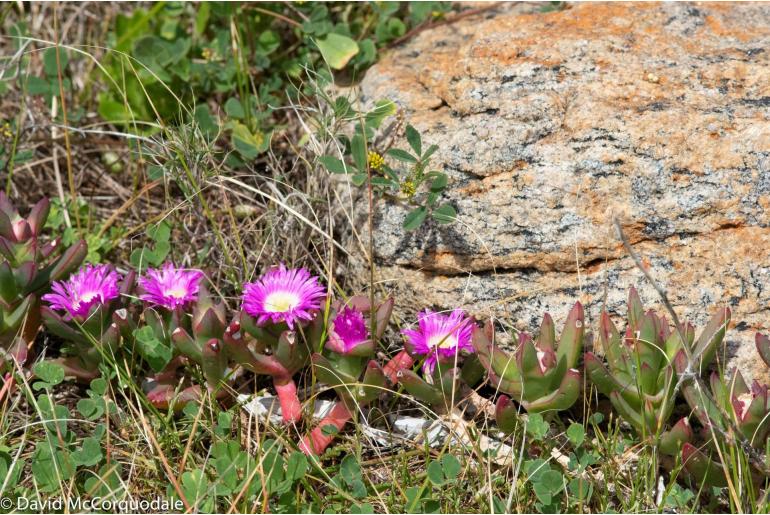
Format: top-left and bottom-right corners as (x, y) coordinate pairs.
(431, 204), (456, 224)
(230, 121), (268, 159)
(72, 436), (103, 467)
(364, 99), (396, 130)
(569, 477), (593, 501)
(536, 470), (565, 503)
(321, 424), (339, 436)
(403, 207), (427, 231)
(286, 452), (307, 482)
(194, 104), (218, 135)
(77, 398), (103, 420)
(316, 33), (359, 70)
(406, 125), (422, 155)
(194, 2), (210, 36)
(441, 454), (461, 480)
(351, 503), (375, 514)
(318, 155), (351, 174)
(351, 134), (367, 171)
(32, 362), (64, 390)
(43, 46), (68, 76)
(357, 39), (377, 65)
(567, 423), (585, 447)
(148, 221), (171, 242)
(429, 172), (448, 192)
(340, 455), (361, 485)
(27, 76), (52, 96)
(351, 173), (368, 187)
(31, 444), (75, 492)
(526, 413), (549, 441)
(386, 148), (417, 163)
(181, 469), (212, 511)
(133, 326), (173, 372)
(422, 144), (439, 161)
(427, 460), (445, 486)
(224, 97), (245, 119)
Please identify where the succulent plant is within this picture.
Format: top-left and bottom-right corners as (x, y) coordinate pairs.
(299, 296), (393, 455)
(40, 264), (132, 381)
(144, 284), (240, 410)
(473, 303), (584, 433)
(0, 193), (86, 370)
(396, 355), (484, 413)
(232, 264), (326, 424)
(675, 352), (770, 487)
(585, 288), (729, 454)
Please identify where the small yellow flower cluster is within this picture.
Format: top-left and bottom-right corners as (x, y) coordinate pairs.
(367, 151), (385, 171)
(1, 122), (12, 139)
(201, 48), (215, 61)
(400, 179), (416, 197)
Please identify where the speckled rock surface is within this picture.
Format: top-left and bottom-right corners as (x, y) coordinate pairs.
(350, 2), (770, 380)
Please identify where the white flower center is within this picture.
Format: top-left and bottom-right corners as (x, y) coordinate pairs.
(164, 286), (188, 299)
(428, 333), (457, 350)
(264, 291), (300, 313)
(79, 291), (98, 304)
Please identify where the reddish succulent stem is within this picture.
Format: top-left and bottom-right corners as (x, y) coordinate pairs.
(274, 376), (302, 424)
(300, 350), (415, 455)
(383, 349), (414, 383)
(0, 373), (16, 405)
(299, 401), (352, 455)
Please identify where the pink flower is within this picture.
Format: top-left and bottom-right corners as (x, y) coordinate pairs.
(242, 264), (326, 330)
(327, 306), (370, 354)
(42, 264), (120, 319)
(139, 262), (204, 309)
(402, 309), (474, 374)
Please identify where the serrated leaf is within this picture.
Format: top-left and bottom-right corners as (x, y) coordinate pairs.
(403, 207), (427, 231)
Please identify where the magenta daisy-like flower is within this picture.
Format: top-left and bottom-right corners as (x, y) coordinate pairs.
(327, 306), (370, 354)
(42, 264), (120, 319)
(139, 262), (205, 309)
(242, 264), (326, 329)
(402, 309), (474, 374)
